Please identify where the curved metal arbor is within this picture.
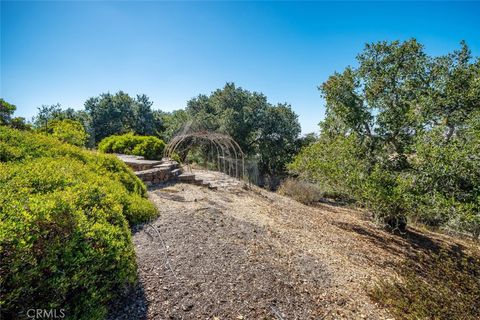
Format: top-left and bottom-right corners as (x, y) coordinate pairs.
(164, 131), (245, 179)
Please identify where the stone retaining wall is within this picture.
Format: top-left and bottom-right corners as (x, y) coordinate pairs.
(116, 154), (181, 185)
(136, 167), (181, 186)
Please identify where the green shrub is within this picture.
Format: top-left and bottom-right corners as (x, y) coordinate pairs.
(405, 120), (480, 237)
(0, 127), (157, 319)
(98, 133), (140, 154)
(360, 166), (408, 230)
(288, 134), (370, 201)
(47, 119), (88, 147)
(98, 133), (165, 160)
(289, 123), (480, 236)
(170, 152), (181, 163)
(131, 136), (165, 160)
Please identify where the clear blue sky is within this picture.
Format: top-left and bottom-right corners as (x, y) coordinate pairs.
(1, 1), (479, 134)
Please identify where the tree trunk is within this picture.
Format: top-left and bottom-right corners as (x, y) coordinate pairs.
(444, 118), (455, 143)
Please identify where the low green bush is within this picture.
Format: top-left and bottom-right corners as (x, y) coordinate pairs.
(0, 127), (157, 319)
(98, 133), (165, 160)
(360, 166), (408, 230)
(131, 137), (166, 161)
(47, 119), (88, 147)
(288, 134), (370, 199)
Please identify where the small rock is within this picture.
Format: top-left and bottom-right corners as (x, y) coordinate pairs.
(181, 304), (193, 311)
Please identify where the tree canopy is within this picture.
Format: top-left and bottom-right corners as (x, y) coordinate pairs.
(1, 99), (29, 130)
(0, 99), (17, 126)
(291, 39), (480, 236)
(84, 91), (157, 144)
(186, 83), (302, 181)
(24, 84), (302, 184)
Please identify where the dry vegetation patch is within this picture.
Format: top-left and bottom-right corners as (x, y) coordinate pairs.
(277, 178), (322, 205)
(370, 246), (480, 320)
(108, 176), (478, 319)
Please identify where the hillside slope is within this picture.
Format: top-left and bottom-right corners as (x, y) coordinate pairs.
(108, 177), (472, 319)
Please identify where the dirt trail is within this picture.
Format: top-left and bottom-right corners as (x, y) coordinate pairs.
(108, 176), (461, 319)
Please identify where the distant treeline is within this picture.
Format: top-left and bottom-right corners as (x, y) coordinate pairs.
(2, 83), (314, 186)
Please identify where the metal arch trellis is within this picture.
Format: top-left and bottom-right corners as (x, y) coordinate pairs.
(164, 131), (246, 180)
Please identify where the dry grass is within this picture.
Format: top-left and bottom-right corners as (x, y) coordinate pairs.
(279, 178), (480, 319)
(277, 178), (322, 205)
(370, 247), (480, 320)
(110, 171), (479, 319)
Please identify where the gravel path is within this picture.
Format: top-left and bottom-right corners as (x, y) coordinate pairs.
(108, 177), (461, 319)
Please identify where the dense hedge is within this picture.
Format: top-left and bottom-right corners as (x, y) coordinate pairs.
(98, 133), (165, 160)
(0, 127), (157, 319)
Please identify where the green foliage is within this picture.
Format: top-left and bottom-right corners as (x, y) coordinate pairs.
(357, 40), (427, 154)
(169, 152), (182, 163)
(33, 104), (93, 146)
(289, 134), (370, 197)
(84, 92), (157, 144)
(9, 117), (30, 130)
(98, 133), (166, 160)
(361, 167), (409, 229)
(291, 40), (480, 236)
(131, 137), (166, 161)
(405, 114), (480, 237)
(370, 249), (480, 320)
(30, 86), (302, 181)
(0, 126), (157, 319)
(296, 132), (318, 150)
(1, 99), (30, 130)
(1, 98), (17, 125)
(34, 104), (63, 132)
(186, 83), (302, 178)
(256, 103), (302, 176)
(424, 41), (480, 138)
(320, 67), (372, 137)
(153, 109), (189, 142)
(32, 95), (161, 147)
(44, 119), (88, 147)
(132, 94), (157, 136)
